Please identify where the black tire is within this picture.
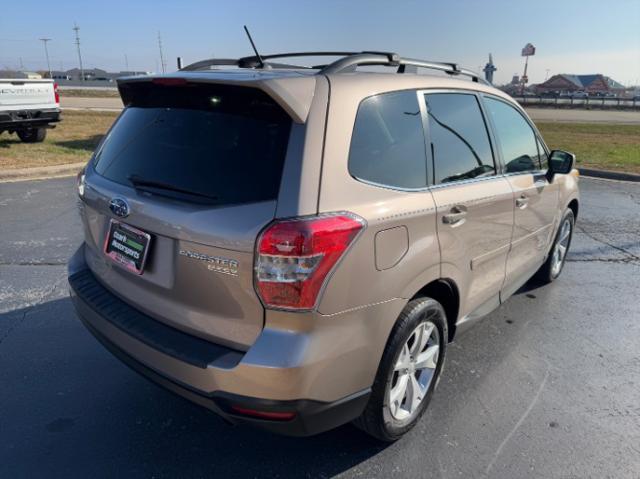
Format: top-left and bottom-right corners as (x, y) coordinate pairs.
(354, 297), (447, 442)
(17, 128), (46, 143)
(536, 208), (575, 283)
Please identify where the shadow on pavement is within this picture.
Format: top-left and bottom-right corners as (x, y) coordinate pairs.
(0, 297), (389, 478)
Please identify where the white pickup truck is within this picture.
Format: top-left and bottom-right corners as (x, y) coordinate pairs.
(0, 79), (61, 142)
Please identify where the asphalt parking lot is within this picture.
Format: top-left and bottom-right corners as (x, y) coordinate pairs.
(1, 176), (639, 478)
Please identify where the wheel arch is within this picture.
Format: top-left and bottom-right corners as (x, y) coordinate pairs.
(410, 279), (460, 342)
(568, 198), (579, 220)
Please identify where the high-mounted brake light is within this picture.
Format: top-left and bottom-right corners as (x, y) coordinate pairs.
(53, 82), (59, 104)
(151, 78), (188, 86)
(255, 213), (365, 310)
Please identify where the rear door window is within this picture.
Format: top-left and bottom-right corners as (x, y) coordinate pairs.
(348, 90), (428, 189)
(94, 83), (292, 205)
(424, 93), (495, 184)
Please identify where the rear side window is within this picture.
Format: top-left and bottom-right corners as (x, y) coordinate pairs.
(484, 97), (541, 173)
(348, 90), (428, 189)
(425, 93), (495, 184)
(94, 83), (292, 205)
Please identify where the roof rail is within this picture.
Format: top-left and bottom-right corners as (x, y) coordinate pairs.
(320, 53), (488, 84)
(180, 51), (488, 85)
(181, 52), (359, 71)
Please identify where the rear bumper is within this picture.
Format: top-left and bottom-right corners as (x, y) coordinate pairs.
(68, 244), (383, 436)
(0, 108), (60, 130)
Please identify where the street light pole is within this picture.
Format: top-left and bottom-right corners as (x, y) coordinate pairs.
(39, 38), (52, 78)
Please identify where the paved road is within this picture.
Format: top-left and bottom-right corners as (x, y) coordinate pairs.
(1, 177), (639, 478)
(61, 96), (123, 111)
(525, 107), (640, 124)
(60, 96), (640, 124)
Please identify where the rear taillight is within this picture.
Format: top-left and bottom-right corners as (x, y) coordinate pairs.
(53, 82), (59, 104)
(255, 213), (365, 310)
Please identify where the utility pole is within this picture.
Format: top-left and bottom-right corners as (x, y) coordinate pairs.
(125, 53), (129, 72)
(73, 23), (84, 82)
(39, 38), (52, 78)
(545, 69), (550, 81)
(157, 32), (166, 73)
(19, 57), (25, 70)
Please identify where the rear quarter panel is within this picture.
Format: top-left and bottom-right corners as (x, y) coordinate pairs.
(316, 76), (442, 316)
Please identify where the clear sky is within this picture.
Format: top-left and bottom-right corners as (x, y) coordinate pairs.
(1, 0), (639, 85)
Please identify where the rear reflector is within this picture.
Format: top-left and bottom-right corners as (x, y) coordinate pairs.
(255, 213), (365, 310)
(76, 167), (86, 197)
(230, 405), (296, 421)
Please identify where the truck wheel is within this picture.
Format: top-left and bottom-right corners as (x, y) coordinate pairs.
(17, 128), (47, 143)
(354, 297), (447, 442)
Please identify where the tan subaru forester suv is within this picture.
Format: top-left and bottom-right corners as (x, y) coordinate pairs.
(68, 52), (579, 441)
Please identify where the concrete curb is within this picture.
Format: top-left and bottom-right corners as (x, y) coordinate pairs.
(579, 168), (640, 182)
(0, 162), (85, 183)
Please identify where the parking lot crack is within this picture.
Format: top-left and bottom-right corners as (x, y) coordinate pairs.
(0, 261), (67, 266)
(567, 257), (640, 265)
(483, 368), (549, 477)
(576, 225), (640, 261)
(0, 277), (64, 345)
(0, 308), (30, 346)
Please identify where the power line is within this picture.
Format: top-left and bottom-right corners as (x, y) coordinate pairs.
(39, 38), (52, 78)
(73, 22), (84, 81)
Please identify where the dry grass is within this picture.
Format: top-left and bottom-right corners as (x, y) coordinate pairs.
(0, 110), (118, 170)
(59, 88), (120, 98)
(537, 122), (640, 173)
(1, 111), (638, 175)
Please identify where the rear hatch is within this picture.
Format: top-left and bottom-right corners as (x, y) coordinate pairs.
(79, 80), (294, 350)
(0, 79), (57, 111)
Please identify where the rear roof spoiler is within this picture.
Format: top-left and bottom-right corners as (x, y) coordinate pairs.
(116, 74), (317, 124)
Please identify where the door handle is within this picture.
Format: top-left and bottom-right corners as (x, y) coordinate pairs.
(516, 195), (529, 208)
(442, 205), (467, 225)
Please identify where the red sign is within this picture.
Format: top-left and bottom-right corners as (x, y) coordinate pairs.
(521, 43), (536, 56)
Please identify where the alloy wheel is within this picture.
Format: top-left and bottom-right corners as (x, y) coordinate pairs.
(551, 218), (572, 277)
(387, 320), (440, 421)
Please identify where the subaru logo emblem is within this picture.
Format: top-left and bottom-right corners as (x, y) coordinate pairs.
(109, 198), (130, 218)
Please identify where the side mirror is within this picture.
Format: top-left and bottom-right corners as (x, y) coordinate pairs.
(547, 150), (575, 181)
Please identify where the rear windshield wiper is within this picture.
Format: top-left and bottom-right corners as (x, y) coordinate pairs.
(127, 175), (219, 202)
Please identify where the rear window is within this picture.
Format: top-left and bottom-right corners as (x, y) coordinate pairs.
(94, 82), (292, 205)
